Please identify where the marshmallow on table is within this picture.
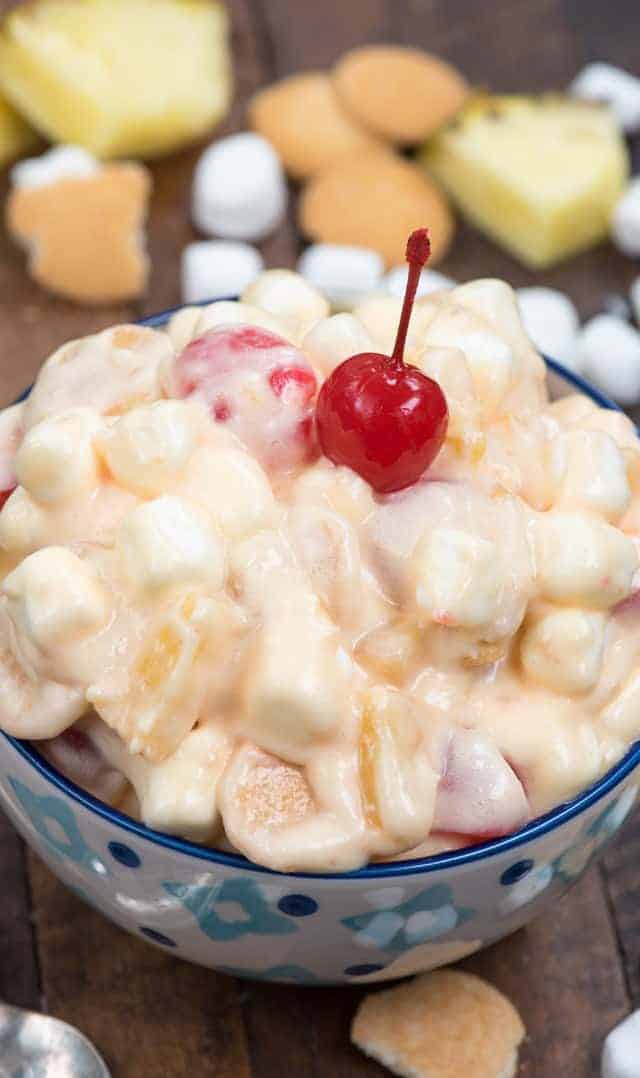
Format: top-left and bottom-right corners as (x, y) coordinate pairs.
(576, 315), (640, 405)
(296, 243), (383, 308)
(516, 287), (580, 370)
(192, 132), (287, 241)
(611, 178), (640, 257)
(602, 1009), (640, 1078)
(383, 265), (455, 298)
(10, 145), (98, 189)
(182, 241), (264, 305)
(570, 63), (640, 133)
(630, 277), (640, 323)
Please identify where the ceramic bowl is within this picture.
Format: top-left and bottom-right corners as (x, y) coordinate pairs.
(0, 317), (638, 986)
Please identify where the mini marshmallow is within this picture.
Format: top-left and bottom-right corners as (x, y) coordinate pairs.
(521, 608), (605, 694)
(353, 294), (432, 355)
(244, 603), (344, 762)
(570, 63), (640, 133)
(181, 241), (264, 305)
(602, 1009), (640, 1078)
(296, 244), (383, 308)
(302, 313), (374, 376)
(611, 178), (640, 257)
(10, 145), (98, 189)
(166, 306), (201, 352)
(630, 277), (640, 323)
(181, 446), (275, 539)
(192, 132), (287, 241)
(414, 528), (503, 630)
(424, 305), (515, 413)
(383, 265), (455, 299)
(576, 315), (640, 405)
(117, 495), (225, 593)
(516, 287), (580, 370)
(194, 299), (293, 341)
(603, 294), (632, 321)
(3, 547), (109, 654)
(556, 429), (630, 521)
(533, 510), (637, 608)
(0, 487), (47, 555)
(15, 408), (102, 504)
(131, 723), (231, 842)
(242, 269), (329, 340)
(100, 401), (198, 497)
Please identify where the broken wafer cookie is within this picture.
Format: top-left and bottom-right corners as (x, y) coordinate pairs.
(351, 969), (525, 1078)
(6, 149), (151, 304)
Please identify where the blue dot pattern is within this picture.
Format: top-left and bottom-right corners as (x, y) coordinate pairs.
(500, 859), (534, 886)
(139, 926), (176, 948)
(108, 842), (141, 868)
(277, 894), (318, 917)
(344, 964), (385, 977)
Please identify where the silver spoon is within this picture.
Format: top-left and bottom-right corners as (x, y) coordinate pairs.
(0, 1002), (110, 1077)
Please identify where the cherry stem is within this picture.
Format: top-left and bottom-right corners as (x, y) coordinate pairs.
(390, 228), (431, 368)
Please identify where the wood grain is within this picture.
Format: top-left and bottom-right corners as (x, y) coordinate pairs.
(0, 812), (40, 1010)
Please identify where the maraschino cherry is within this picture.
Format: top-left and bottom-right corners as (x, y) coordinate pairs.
(315, 228), (448, 493)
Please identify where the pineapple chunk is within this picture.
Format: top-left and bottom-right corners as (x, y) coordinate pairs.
(422, 95), (629, 268)
(0, 94), (38, 168)
(0, 0), (232, 159)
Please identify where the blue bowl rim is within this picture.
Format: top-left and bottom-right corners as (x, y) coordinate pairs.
(1, 305), (639, 880)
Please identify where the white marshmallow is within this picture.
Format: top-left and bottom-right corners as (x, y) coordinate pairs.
(602, 1009), (640, 1078)
(243, 601), (345, 763)
(117, 495), (225, 593)
(516, 287), (581, 370)
(192, 132), (287, 241)
(611, 177), (640, 257)
(413, 528), (503, 630)
(521, 608), (605, 694)
(10, 145), (98, 189)
(131, 723), (231, 842)
(302, 314), (373, 376)
(296, 244), (383, 308)
(556, 429), (630, 521)
(181, 446), (275, 539)
(194, 299), (292, 341)
(3, 547), (109, 654)
(181, 241), (264, 305)
(630, 277), (640, 323)
(353, 294), (431, 355)
(383, 266), (455, 299)
(533, 510), (637, 607)
(0, 487), (47, 555)
(424, 305), (515, 413)
(570, 63), (640, 133)
(242, 269), (329, 341)
(100, 401), (198, 497)
(576, 315), (640, 405)
(166, 307), (201, 352)
(16, 408), (101, 504)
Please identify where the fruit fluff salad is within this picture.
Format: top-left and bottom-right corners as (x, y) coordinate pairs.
(2, 259), (640, 874)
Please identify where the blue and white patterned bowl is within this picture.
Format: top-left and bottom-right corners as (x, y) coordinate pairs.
(0, 319), (638, 985)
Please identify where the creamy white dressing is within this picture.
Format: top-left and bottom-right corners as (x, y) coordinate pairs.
(1, 279), (640, 873)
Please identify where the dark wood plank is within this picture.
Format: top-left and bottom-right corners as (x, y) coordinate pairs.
(0, 813), (40, 1010)
(602, 812), (640, 1006)
(27, 853), (250, 1078)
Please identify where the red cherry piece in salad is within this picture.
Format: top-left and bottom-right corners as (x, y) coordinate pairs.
(173, 324), (318, 470)
(315, 228), (448, 493)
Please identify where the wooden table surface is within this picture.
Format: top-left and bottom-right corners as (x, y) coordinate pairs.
(1, 1), (640, 1075)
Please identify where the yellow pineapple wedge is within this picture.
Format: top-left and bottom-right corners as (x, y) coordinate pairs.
(421, 94), (629, 268)
(0, 94), (38, 168)
(0, 0), (232, 159)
